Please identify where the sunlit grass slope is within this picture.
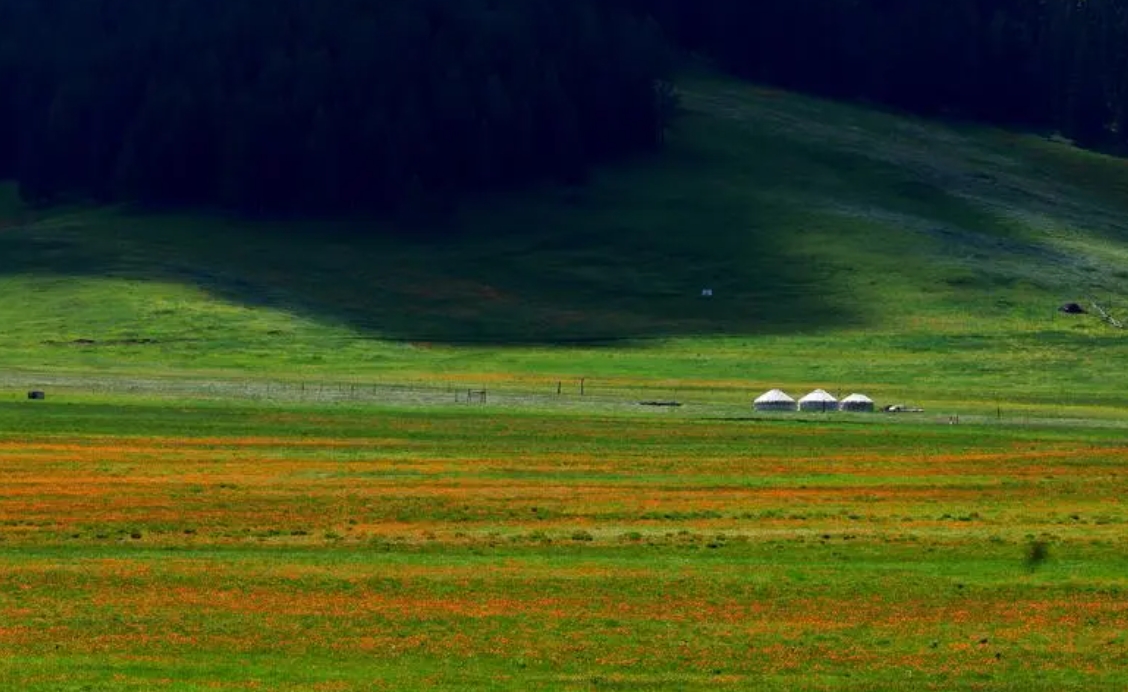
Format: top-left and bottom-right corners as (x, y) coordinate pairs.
(2, 71), (1128, 412)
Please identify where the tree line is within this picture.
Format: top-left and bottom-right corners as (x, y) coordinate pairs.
(635, 0), (1128, 149)
(2, 1), (1126, 217)
(0, 0), (673, 214)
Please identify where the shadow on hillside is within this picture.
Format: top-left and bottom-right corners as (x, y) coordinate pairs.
(1, 109), (1099, 347)
(0, 187), (862, 345)
(9, 72), (1128, 347)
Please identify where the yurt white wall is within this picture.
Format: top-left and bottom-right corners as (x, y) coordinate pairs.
(754, 389), (796, 412)
(839, 394), (875, 413)
(798, 389), (838, 412)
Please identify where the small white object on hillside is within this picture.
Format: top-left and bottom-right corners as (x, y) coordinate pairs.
(701, 288), (714, 297)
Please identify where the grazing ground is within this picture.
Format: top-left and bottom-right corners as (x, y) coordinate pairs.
(0, 399), (1126, 690)
(2, 71), (1128, 689)
(2, 73), (1128, 414)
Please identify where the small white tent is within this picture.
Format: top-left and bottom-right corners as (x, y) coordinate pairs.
(839, 393), (875, 413)
(754, 389), (796, 412)
(798, 389), (838, 413)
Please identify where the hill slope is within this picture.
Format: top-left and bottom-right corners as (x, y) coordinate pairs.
(3, 72), (1128, 414)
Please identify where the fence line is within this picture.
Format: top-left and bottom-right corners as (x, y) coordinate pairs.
(3, 371), (1122, 429)
(0, 372), (730, 413)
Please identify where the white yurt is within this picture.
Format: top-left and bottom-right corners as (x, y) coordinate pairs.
(753, 389), (796, 412)
(798, 389), (838, 413)
(839, 393), (875, 413)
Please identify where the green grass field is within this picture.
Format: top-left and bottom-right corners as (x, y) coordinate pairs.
(0, 399), (1127, 690)
(2, 73), (1128, 413)
(2, 71), (1128, 689)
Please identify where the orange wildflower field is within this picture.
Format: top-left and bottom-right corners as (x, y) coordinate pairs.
(0, 401), (1125, 690)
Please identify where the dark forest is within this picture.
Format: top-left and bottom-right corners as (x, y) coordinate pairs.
(0, 0), (673, 213)
(640, 0), (1128, 145)
(1, 0), (1126, 216)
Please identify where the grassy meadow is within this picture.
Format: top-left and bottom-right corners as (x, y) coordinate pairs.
(2, 72), (1128, 413)
(2, 70), (1128, 689)
(1, 399), (1128, 690)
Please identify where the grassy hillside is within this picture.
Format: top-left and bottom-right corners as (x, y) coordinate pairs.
(3, 72), (1128, 415)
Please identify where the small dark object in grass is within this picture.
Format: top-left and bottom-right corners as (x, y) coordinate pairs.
(1026, 540), (1050, 570)
(639, 401), (682, 408)
(27, 391), (45, 401)
(1059, 302), (1086, 315)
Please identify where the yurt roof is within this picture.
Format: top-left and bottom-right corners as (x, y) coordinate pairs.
(841, 393), (874, 404)
(799, 389), (838, 403)
(755, 389), (795, 404)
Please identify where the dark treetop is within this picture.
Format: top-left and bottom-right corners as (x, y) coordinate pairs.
(2, 1), (1125, 219)
(0, 0), (673, 215)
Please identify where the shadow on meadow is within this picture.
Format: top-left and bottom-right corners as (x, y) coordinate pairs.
(0, 208), (858, 346)
(0, 74), (881, 346)
(0, 130), (1106, 347)
(6, 74), (1119, 346)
